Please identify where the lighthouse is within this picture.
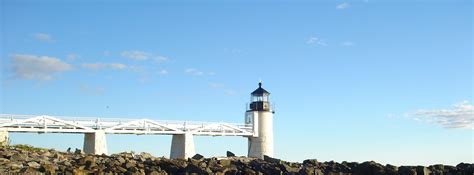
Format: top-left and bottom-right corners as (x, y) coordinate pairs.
(246, 82), (274, 158)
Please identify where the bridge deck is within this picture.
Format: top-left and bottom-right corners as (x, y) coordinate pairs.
(0, 114), (254, 136)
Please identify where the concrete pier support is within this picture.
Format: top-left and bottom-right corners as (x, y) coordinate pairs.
(248, 111), (273, 158)
(83, 131), (108, 155)
(0, 129), (8, 146)
(170, 132), (195, 159)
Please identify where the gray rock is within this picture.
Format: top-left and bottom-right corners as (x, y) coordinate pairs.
(399, 166), (417, 175)
(191, 154), (204, 160)
(74, 148), (83, 154)
(10, 153), (29, 162)
(226, 151), (236, 157)
(10, 163), (24, 170)
(263, 155), (281, 164)
(416, 166), (430, 175)
(27, 161), (40, 169)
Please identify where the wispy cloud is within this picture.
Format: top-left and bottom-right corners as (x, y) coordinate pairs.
(120, 51), (151, 60)
(341, 41), (355, 46)
(10, 54), (72, 81)
(224, 90), (236, 96)
(158, 69), (169, 75)
(66, 54), (79, 61)
(209, 83), (224, 88)
(336, 2), (351, 9)
(33, 33), (54, 42)
(103, 51), (111, 57)
(224, 48), (244, 55)
(81, 63), (127, 70)
(79, 84), (105, 96)
(307, 36), (328, 46)
(209, 82), (237, 96)
(154, 56), (170, 64)
(185, 68), (204, 76)
(412, 101), (473, 129)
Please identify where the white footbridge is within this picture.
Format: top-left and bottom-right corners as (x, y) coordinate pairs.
(0, 114), (256, 159)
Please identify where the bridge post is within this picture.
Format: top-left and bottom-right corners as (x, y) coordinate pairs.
(170, 132), (195, 159)
(83, 130), (108, 155)
(0, 129), (8, 146)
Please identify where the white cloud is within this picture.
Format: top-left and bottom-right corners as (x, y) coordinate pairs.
(209, 83), (224, 88)
(81, 63), (127, 70)
(103, 51), (111, 56)
(33, 33), (53, 42)
(307, 37), (328, 46)
(154, 56), (169, 64)
(120, 51), (151, 60)
(225, 48), (244, 55)
(185, 68), (204, 76)
(109, 63), (127, 70)
(208, 82), (237, 96)
(10, 54), (72, 81)
(66, 54), (79, 61)
(224, 89), (236, 96)
(79, 84), (105, 96)
(413, 101), (473, 129)
(158, 69), (168, 75)
(341, 41), (355, 46)
(336, 2), (350, 9)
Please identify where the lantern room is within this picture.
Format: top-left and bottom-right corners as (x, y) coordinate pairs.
(249, 82), (271, 111)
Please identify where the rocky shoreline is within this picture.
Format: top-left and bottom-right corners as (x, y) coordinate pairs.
(0, 145), (472, 175)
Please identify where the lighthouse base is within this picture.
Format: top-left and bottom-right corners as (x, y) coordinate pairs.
(247, 111), (273, 158)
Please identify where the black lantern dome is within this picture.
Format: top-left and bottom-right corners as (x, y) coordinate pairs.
(249, 82), (271, 111)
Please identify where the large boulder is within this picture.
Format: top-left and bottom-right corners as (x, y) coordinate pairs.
(399, 166), (417, 175)
(226, 151), (236, 157)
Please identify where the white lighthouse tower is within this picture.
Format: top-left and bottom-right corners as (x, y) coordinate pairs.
(246, 82), (274, 158)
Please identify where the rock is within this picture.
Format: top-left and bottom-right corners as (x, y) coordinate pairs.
(191, 154), (204, 160)
(53, 152), (64, 159)
(263, 155), (281, 164)
(399, 166), (417, 175)
(27, 161), (40, 169)
(416, 166), (430, 175)
(1, 144), (473, 175)
(74, 148), (83, 154)
(280, 163), (300, 173)
(218, 159), (231, 167)
(117, 156), (126, 164)
(226, 151), (236, 157)
(10, 163), (24, 170)
(139, 152), (153, 159)
(457, 163), (474, 173)
(41, 163), (57, 173)
(303, 159), (319, 166)
(149, 170), (167, 175)
(357, 161), (385, 175)
(384, 164), (398, 175)
(10, 153), (29, 162)
(0, 157), (11, 164)
(125, 160), (137, 169)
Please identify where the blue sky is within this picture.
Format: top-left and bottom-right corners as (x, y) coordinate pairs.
(1, 0), (472, 166)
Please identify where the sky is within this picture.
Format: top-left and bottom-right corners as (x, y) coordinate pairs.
(1, 0), (473, 166)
